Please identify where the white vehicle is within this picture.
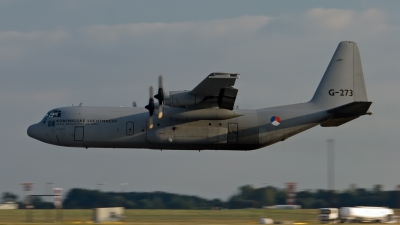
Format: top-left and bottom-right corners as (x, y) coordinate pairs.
(339, 207), (394, 223)
(0, 202), (18, 210)
(319, 208), (339, 223)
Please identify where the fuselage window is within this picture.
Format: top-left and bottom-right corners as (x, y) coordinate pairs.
(48, 121), (55, 127)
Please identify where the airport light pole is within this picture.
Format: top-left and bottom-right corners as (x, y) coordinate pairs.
(396, 185), (400, 209)
(45, 182), (54, 222)
(20, 182), (34, 223)
(261, 183), (269, 207)
(327, 139), (334, 207)
(97, 183), (106, 208)
(97, 183), (106, 191)
(46, 182), (54, 205)
(261, 183), (269, 218)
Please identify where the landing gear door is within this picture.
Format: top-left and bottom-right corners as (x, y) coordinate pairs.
(74, 126), (84, 141)
(227, 123), (238, 143)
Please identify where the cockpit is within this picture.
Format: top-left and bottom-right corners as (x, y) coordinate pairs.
(41, 109), (61, 125)
(28, 109), (62, 144)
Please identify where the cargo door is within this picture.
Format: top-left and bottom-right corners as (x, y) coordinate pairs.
(208, 126), (227, 143)
(74, 126), (84, 141)
(227, 123), (238, 143)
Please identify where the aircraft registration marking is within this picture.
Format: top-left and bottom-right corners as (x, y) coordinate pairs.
(328, 89), (353, 96)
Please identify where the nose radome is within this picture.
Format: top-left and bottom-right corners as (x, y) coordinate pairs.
(27, 124), (37, 139)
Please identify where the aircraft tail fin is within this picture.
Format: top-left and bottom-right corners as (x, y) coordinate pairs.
(310, 41), (369, 109)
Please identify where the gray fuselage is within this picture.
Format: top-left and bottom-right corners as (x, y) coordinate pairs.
(27, 102), (331, 151)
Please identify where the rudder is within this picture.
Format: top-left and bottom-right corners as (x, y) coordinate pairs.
(311, 41), (368, 109)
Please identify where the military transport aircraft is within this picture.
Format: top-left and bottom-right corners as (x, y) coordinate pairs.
(27, 41), (372, 151)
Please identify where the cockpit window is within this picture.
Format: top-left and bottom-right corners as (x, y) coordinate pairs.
(49, 110), (61, 117)
(42, 110), (61, 123)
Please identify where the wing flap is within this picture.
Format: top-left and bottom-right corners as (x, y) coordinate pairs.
(218, 87), (238, 110)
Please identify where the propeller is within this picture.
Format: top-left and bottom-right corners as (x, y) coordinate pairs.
(154, 75), (164, 118)
(144, 86), (155, 129)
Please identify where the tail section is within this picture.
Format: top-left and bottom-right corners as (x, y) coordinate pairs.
(311, 41), (368, 109)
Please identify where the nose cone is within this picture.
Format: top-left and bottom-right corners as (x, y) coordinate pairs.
(27, 124), (39, 139)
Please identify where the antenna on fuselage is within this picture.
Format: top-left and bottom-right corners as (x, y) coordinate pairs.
(132, 101), (137, 107)
(79, 102), (83, 107)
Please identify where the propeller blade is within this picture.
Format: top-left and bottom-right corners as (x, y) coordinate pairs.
(159, 74), (163, 89)
(144, 86), (155, 128)
(148, 116), (153, 129)
(158, 105), (163, 119)
(154, 75), (164, 118)
(149, 85), (154, 100)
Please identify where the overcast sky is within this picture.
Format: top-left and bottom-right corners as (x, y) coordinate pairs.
(1, 1), (400, 200)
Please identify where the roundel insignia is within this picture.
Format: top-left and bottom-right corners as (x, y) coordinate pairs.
(270, 116), (281, 126)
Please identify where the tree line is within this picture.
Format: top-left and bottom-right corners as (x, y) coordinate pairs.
(2, 184), (400, 209)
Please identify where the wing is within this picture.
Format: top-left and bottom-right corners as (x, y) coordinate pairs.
(191, 72), (239, 110)
(165, 72), (240, 110)
(191, 72), (239, 96)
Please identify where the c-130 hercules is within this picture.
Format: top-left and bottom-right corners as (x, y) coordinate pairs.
(28, 41), (372, 150)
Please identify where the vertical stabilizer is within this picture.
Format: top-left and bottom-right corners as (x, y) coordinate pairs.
(311, 41), (368, 109)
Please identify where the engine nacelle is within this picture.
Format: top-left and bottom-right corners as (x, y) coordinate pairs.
(166, 108), (242, 120)
(164, 91), (203, 107)
(146, 126), (228, 144)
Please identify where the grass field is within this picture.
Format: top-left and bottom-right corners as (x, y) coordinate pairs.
(0, 209), (397, 225)
(0, 209), (317, 225)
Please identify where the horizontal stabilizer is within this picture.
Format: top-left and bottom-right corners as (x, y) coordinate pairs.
(321, 101), (372, 127)
(328, 101), (372, 117)
(321, 116), (359, 127)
